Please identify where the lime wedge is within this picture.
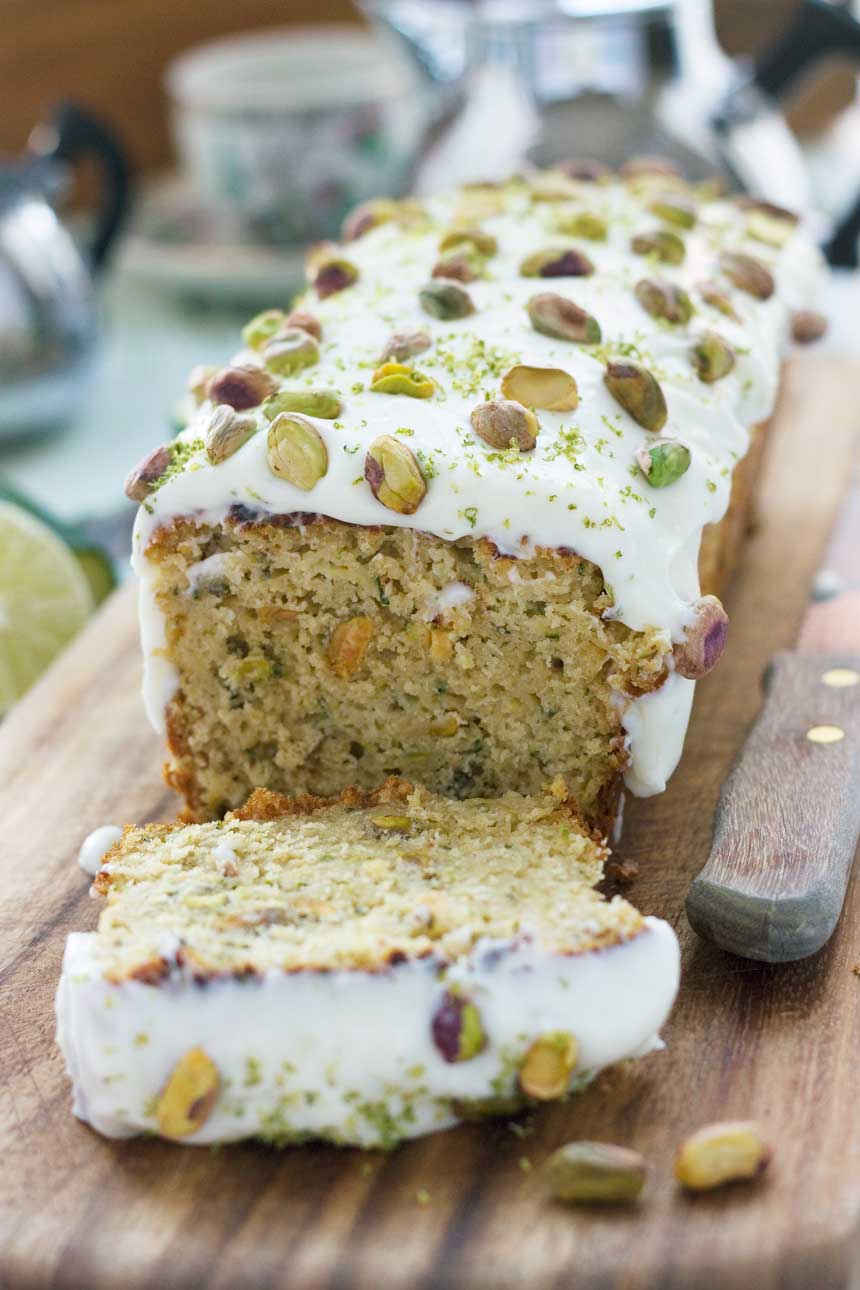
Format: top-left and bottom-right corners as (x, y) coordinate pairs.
(0, 500), (95, 714)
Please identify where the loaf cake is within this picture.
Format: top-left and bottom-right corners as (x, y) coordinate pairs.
(126, 163), (821, 828)
(56, 778), (679, 1147)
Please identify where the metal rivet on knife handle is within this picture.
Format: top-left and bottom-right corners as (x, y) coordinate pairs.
(806, 725), (845, 744)
(821, 669), (859, 688)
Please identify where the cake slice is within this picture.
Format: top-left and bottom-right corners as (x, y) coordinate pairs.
(57, 779), (679, 1148)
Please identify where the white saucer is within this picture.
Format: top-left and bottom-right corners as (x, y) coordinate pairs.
(121, 178), (307, 304)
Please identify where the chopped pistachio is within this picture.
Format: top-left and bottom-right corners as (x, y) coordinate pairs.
(124, 444), (170, 502)
(636, 439), (691, 488)
(634, 278), (693, 325)
(204, 405), (257, 464)
(328, 617), (374, 678)
(519, 1031), (578, 1100)
(631, 229), (686, 265)
(675, 1121), (770, 1191)
(341, 197), (401, 241)
(266, 413), (328, 491)
(365, 435), (427, 514)
(698, 279), (740, 320)
(691, 330), (736, 383)
(262, 328), (320, 376)
(527, 292), (601, 343)
(242, 309), (288, 352)
(553, 210), (608, 240)
(431, 991), (486, 1063)
(545, 1142), (648, 1204)
(370, 814), (412, 833)
(370, 362), (434, 399)
(431, 250), (481, 283)
(419, 280), (475, 320)
(438, 227), (498, 257)
(603, 361), (667, 432)
(313, 256), (359, 299)
(156, 1047), (219, 1140)
(719, 251), (774, 300)
(519, 246), (594, 278)
(649, 191), (697, 228)
(206, 363), (277, 411)
(470, 398), (539, 451)
(380, 329), (432, 364)
(284, 308), (322, 341)
(501, 364), (579, 412)
(673, 595), (729, 679)
(261, 389), (342, 420)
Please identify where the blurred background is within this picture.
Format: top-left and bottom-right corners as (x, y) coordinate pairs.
(2, 0), (860, 713)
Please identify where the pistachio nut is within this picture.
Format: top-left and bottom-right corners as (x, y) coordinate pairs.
(204, 405), (257, 465)
(621, 155), (682, 180)
(313, 256), (359, 299)
(634, 278), (693, 325)
(528, 171), (579, 202)
(691, 331), (736, 384)
(431, 251), (480, 283)
(266, 413), (328, 491)
(500, 364), (579, 412)
(370, 362), (434, 399)
(187, 363), (217, 404)
(419, 280), (475, 320)
(519, 246), (595, 278)
(124, 444), (170, 502)
(341, 197), (400, 241)
(696, 174), (728, 201)
(545, 1142), (648, 1204)
(379, 329), (432, 364)
(603, 360), (668, 432)
(284, 307), (322, 341)
(261, 388), (342, 420)
(242, 308), (288, 352)
(470, 398), (539, 451)
(736, 195), (799, 225)
(518, 1031), (578, 1100)
(364, 435), (427, 515)
(554, 209), (608, 240)
(471, 397), (538, 454)
(438, 227), (498, 257)
(205, 363), (278, 411)
(327, 616), (373, 678)
(697, 279), (740, 321)
(649, 191), (697, 229)
(305, 240), (339, 275)
(370, 814), (412, 833)
(156, 1047), (219, 1140)
(791, 309), (828, 344)
(673, 594), (729, 679)
(746, 210), (793, 249)
(429, 713), (460, 737)
(636, 438), (691, 488)
(452, 1094), (527, 1122)
(675, 1121), (771, 1191)
(719, 251), (774, 300)
(528, 291), (601, 343)
(557, 157), (611, 182)
(431, 990), (486, 1063)
(631, 229), (686, 265)
(261, 327), (320, 376)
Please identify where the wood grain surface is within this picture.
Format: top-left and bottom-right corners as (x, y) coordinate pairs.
(1, 356), (859, 1290)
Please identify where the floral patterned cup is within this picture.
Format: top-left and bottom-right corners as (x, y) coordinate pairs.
(166, 25), (427, 246)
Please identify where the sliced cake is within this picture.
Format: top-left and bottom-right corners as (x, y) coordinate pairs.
(126, 165), (821, 830)
(57, 778), (680, 1148)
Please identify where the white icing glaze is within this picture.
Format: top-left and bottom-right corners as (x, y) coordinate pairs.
(56, 915), (680, 1146)
(130, 179), (821, 789)
(622, 671), (696, 797)
(77, 826), (123, 878)
(422, 580), (474, 621)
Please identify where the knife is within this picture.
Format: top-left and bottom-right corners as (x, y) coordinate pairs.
(685, 454), (860, 963)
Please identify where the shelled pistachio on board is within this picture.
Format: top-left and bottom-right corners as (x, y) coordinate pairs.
(542, 1120), (771, 1206)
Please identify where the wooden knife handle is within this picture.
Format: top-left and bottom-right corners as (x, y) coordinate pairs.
(686, 652), (860, 962)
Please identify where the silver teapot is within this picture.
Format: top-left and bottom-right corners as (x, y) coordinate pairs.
(0, 102), (129, 440)
(363, 0), (860, 265)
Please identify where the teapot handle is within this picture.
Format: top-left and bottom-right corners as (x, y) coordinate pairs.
(30, 101), (131, 273)
(749, 0), (860, 267)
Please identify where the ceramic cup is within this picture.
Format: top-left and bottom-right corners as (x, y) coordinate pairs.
(165, 24), (427, 246)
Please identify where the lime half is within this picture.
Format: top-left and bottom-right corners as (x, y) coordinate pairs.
(0, 500), (95, 715)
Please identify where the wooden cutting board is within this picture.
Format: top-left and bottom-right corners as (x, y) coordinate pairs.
(2, 356), (859, 1290)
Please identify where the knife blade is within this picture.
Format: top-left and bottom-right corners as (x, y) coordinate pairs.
(685, 452), (860, 962)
